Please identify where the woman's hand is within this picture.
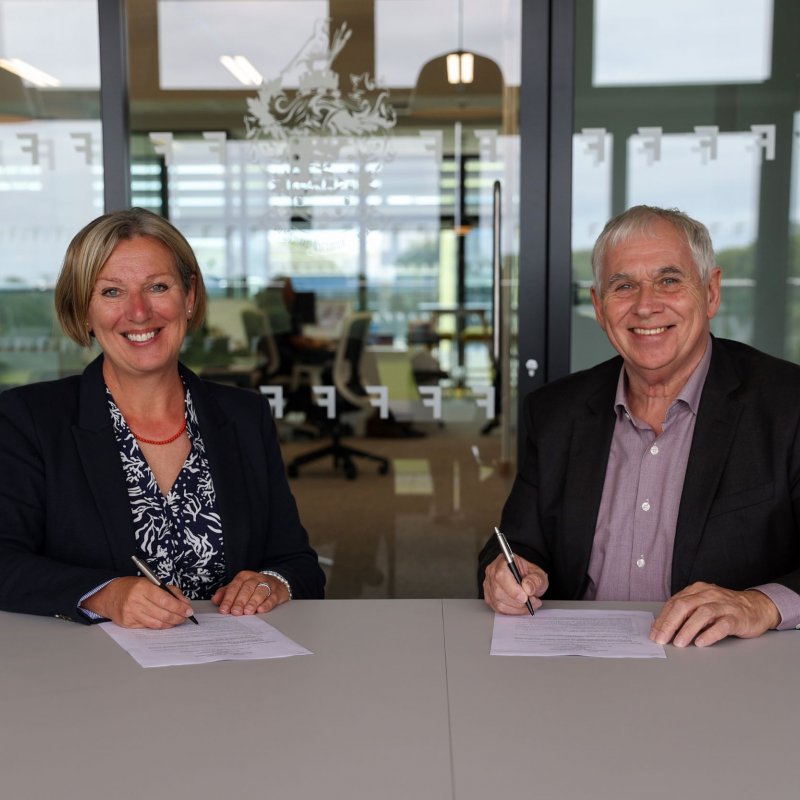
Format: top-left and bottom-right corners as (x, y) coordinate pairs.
(211, 570), (289, 615)
(81, 577), (196, 629)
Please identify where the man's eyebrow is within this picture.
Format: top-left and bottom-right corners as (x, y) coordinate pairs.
(655, 265), (686, 276)
(605, 265), (686, 285)
(605, 272), (632, 285)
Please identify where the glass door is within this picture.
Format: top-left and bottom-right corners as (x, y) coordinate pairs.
(125, 0), (524, 599)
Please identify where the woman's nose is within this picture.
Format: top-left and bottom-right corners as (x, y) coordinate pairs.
(125, 291), (151, 320)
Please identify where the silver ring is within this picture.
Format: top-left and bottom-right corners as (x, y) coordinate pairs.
(257, 581), (272, 598)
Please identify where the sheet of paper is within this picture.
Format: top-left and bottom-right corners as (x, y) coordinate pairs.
(100, 613), (312, 668)
(491, 609), (666, 658)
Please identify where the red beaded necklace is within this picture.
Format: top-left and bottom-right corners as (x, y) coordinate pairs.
(129, 418), (187, 446)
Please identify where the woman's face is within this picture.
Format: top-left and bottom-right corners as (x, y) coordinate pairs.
(87, 236), (194, 382)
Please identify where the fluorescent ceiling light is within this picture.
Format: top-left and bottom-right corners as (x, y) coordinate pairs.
(460, 52), (474, 83)
(446, 52), (474, 85)
(0, 58), (60, 88)
(219, 55), (262, 86)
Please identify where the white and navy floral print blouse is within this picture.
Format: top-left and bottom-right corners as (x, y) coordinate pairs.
(107, 386), (226, 600)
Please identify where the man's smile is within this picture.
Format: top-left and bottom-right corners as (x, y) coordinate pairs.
(631, 326), (672, 336)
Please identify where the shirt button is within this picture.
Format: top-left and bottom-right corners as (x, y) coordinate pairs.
(636, 556), (646, 568)
(641, 500), (651, 511)
(650, 445), (659, 455)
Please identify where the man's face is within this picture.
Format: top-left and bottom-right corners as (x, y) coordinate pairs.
(590, 220), (721, 385)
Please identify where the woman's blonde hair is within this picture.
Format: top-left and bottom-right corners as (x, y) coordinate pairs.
(55, 208), (207, 346)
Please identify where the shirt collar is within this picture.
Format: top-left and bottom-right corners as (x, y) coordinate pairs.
(614, 334), (713, 419)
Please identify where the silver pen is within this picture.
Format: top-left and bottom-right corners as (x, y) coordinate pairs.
(494, 527), (535, 615)
(131, 555), (199, 625)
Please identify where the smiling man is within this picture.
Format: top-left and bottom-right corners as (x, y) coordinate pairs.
(479, 205), (800, 646)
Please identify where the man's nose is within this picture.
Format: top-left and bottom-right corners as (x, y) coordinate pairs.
(633, 281), (662, 313)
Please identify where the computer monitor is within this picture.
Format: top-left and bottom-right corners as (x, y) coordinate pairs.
(293, 291), (317, 325)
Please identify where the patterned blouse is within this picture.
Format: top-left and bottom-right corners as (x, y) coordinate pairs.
(107, 386), (227, 600)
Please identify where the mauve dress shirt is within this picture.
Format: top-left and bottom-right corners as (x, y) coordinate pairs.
(584, 337), (800, 630)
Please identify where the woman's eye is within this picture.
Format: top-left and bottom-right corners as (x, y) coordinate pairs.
(100, 287), (120, 297)
(150, 283), (169, 293)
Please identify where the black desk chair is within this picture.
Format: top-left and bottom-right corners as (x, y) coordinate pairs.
(287, 312), (390, 480)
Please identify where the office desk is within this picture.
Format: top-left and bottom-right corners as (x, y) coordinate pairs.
(0, 600), (451, 800)
(2, 600), (797, 800)
(444, 600), (798, 800)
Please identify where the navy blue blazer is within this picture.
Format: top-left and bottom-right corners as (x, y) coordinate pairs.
(0, 355), (325, 622)
(479, 337), (800, 600)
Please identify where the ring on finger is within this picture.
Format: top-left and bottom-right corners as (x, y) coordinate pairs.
(256, 581), (272, 598)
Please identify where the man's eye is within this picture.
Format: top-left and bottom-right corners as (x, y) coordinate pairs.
(660, 277), (681, 289)
(612, 282), (634, 292)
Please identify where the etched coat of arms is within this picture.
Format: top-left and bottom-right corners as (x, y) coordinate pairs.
(244, 19), (397, 211)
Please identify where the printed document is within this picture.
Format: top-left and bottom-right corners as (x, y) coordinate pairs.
(491, 609), (666, 658)
(100, 613), (312, 668)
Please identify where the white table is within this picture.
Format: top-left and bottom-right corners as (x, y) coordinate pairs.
(443, 600), (798, 800)
(1, 599), (797, 800)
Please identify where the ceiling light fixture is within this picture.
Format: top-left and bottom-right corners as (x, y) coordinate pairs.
(446, 52), (474, 85)
(0, 58), (60, 88)
(446, 0), (474, 85)
(219, 55), (263, 87)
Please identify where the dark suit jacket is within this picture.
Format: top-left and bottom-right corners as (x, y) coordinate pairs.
(478, 337), (800, 600)
(0, 356), (325, 623)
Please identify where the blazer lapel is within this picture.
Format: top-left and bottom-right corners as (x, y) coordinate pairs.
(560, 362), (619, 598)
(181, 367), (249, 580)
(672, 340), (744, 591)
(73, 355), (138, 573)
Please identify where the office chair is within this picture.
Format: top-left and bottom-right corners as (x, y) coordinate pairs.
(242, 308), (289, 385)
(287, 312), (390, 480)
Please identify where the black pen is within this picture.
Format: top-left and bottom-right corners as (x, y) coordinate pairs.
(131, 555), (199, 625)
(494, 527), (535, 615)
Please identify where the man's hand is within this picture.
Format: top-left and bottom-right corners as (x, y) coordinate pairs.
(650, 582), (781, 647)
(483, 554), (548, 615)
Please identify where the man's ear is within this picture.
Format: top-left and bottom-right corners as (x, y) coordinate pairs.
(706, 266), (722, 320)
(590, 286), (606, 332)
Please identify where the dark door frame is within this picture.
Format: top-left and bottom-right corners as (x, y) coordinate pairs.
(516, 0), (575, 460)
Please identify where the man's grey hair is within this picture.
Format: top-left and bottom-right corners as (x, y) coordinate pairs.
(591, 205), (717, 292)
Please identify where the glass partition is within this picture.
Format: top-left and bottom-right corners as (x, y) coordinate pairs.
(126, 0), (523, 599)
(0, 0), (102, 386)
(571, 0), (800, 369)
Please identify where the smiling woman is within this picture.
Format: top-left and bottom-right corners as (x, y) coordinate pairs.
(87, 237), (196, 389)
(0, 208), (325, 628)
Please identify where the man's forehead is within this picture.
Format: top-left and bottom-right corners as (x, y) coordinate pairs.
(602, 228), (697, 275)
